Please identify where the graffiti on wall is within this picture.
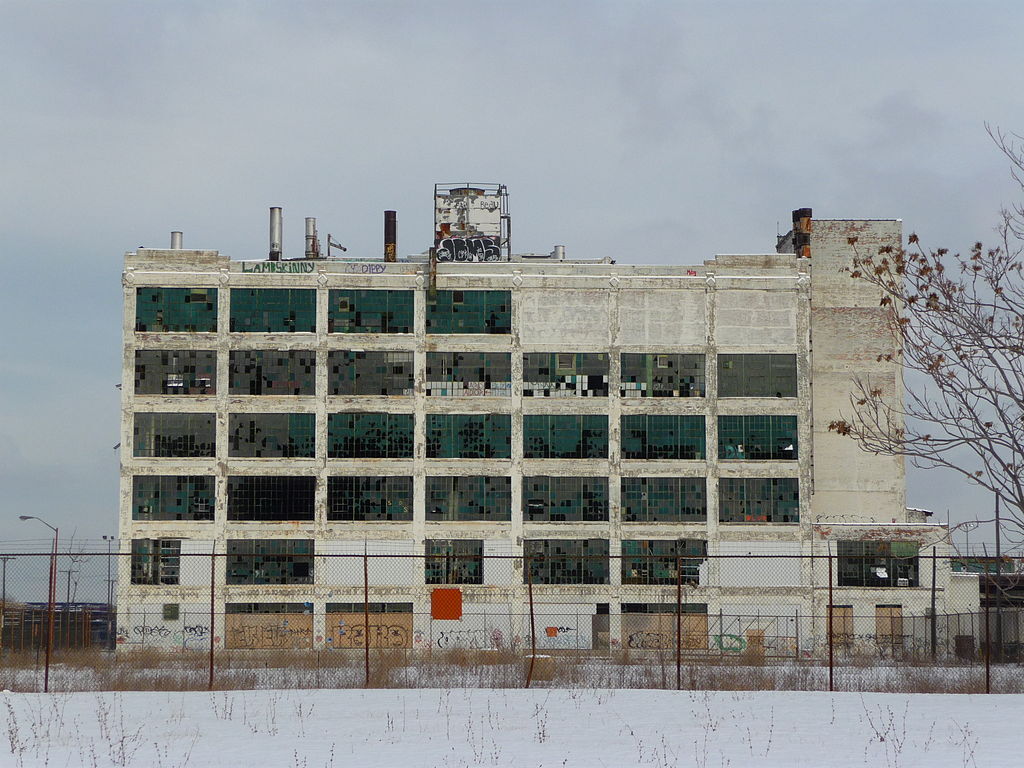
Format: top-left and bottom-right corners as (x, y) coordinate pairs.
(326, 614), (413, 649)
(435, 237), (502, 262)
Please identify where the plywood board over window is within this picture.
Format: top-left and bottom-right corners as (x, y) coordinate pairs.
(224, 613), (313, 650)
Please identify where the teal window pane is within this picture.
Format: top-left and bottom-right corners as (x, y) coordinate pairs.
(229, 350), (316, 395)
(229, 413), (315, 457)
(329, 351), (414, 396)
(523, 476), (608, 521)
(425, 414), (511, 458)
(425, 539), (483, 584)
(621, 477), (707, 522)
(621, 539), (707, 585)
(132, 475), (214, 521)
(230, 288), (316, 332)
(523, 353), (609, 397)
(227, 476), (316, 521)
(426, 352), (512, 396)
(227, 539), (314, 585)
(718, 415), (798, 460)
(718, 477), (799, 523)
(135, 350), (217, 394)
(523, 539), (609, 584)
(328, 412), (414, 458)
(327, 476), (413, 521)
(621, 353), (705, 397)
(133, 413), (215, 457)
(328, 290), (413, 333)
(718, 354), (797, 397)
(619, 415), (705, 460)
(135, 288), (217, 332)
(522, 415), (609, 459)
(425, 476), (512, 520)
(426, 290), (511, 334)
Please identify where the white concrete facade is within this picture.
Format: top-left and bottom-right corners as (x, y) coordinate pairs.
(116, 214), (976, 655)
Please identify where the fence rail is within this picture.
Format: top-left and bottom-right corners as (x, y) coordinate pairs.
(1, 550), (1022, 693)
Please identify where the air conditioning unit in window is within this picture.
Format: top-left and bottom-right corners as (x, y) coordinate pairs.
(897, 578), (910, 587)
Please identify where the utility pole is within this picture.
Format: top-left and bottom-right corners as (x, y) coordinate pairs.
(995, 494), (1003, 663)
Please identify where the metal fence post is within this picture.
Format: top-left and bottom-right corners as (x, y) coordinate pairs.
(208, 545), (216, 691)
(363, 543), (370, 688)
(675, 555), (682, 691)
(526, 555), (536, 688)
(930, 547), (938, 660)
(984, 582), (991, 694)
(827, 544), (834, 693)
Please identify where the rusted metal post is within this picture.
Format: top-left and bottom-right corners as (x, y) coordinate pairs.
(675, 555), (682, 691)
(930, 547), (938, 660)
(45, 530), (58, 693)
(525, 556), (536, 688)
(363, 544), (370, 688)
(208, 545), (215, 690)
(984, 583), (991, 693)
(827, 545), (834, 693)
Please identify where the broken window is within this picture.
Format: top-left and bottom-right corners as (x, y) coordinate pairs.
(130, 539), (181, 585)
(426, 414), (511, 458)
(328, 289), (413, 333)
(425, 476), (512, 521)
(522, 353), (609, 397)
(620, 354), (705, 397)
(426, 290), (511, 334)
(620, 477), (707, 522)
(225, 603), (311, 614)
(135, 288), (217, 332)
(229, 350), (316, 395)
(227, 476), (316, 521)
(230, 288), (316, 332)
(523, 415), (608, 459)
(425, 540), (484, 584)
(229, 413), (315, 457)
(326, 602), (413, 613)
(132, 475), (214, 521)
(620, 415), (705, 460)
(327, 476), (413, 521)
(135, 350), (216, 394)
(133, 413), (215, 457)
(718, 415), (798, 460)
(718, 478), (799, 523)
(328, 412), (414, 458)
(329, 351), (414, 396)
(621, 540), (707, 585)
(522, 476), (609, 521)
(226, 539), (314, 585)
(718, 354), (797, 398)
(426, 352), (512, 396)
(523, 539), (609, 584)
(837, 541), (919, 587)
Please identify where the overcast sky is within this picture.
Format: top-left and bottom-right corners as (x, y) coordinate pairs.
(2, 0), (1023, 566)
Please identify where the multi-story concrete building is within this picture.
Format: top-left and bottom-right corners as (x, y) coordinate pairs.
(117, 196), (978, 655)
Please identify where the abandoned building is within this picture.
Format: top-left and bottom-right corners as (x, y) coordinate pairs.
(117, 187), (980, 655)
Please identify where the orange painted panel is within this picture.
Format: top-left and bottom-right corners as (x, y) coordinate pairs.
(431, 588), (463, 620)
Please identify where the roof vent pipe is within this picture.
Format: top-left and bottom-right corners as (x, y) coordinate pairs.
(170, 231), (183, 249)
(305, 217), (321, 259)
(269, 207), (283, 261)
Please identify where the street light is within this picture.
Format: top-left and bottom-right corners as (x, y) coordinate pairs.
(18, 515), (58, 693)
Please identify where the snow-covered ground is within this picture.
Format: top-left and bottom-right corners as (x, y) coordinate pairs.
(2, 687), (1019, 767)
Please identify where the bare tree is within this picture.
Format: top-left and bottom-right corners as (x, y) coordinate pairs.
(829, 126), (1024, 543)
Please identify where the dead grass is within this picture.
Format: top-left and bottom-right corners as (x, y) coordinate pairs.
(0, 647), (1018, 694)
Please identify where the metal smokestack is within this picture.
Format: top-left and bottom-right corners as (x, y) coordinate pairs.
(269, 207), (283, 261)
(305, 217), (320, 259)
(792, 207), (812, 259)
(170, 231), (183, 249)
(384, 210), (397, 262)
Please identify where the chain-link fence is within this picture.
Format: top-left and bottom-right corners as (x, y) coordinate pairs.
(1, 550), (1022, 693)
